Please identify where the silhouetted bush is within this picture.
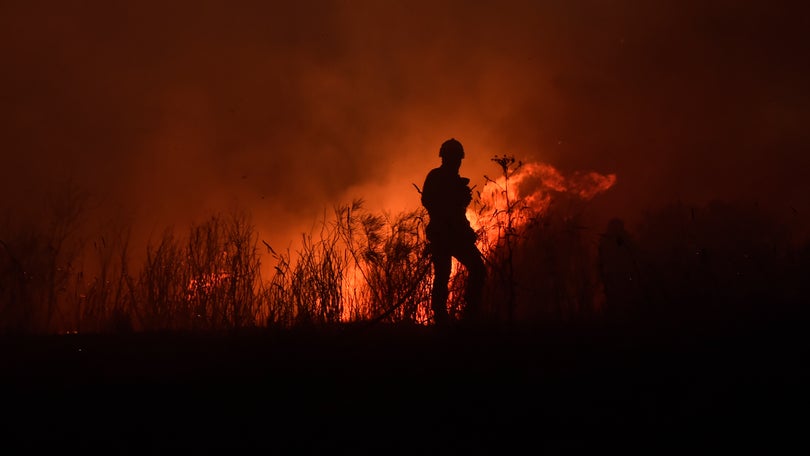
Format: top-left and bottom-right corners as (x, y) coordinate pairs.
(630, 200), (806, 325)
(0, 183), (87, 333)
(478, 192), (604, 324)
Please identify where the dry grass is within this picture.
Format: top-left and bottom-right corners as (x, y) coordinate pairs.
(1, 172), (807, 335)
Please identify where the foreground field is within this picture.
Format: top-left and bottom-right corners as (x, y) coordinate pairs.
(2, 316), (807, 453)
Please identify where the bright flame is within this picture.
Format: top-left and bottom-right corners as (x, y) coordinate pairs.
(468, 161), (617, 247)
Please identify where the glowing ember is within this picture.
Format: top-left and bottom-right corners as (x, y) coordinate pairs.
(187, 272), (231, 302)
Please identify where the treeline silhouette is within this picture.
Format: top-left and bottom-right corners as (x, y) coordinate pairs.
(1, 175), (807, 335)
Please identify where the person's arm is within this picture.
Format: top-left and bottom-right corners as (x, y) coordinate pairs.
(421, 170), (441, 213)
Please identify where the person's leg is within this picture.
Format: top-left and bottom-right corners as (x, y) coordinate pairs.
(430, 251), (452, 326)
(455, 243), (486, 322)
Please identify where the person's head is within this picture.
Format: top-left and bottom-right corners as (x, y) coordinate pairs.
(439, 138), (464, 170)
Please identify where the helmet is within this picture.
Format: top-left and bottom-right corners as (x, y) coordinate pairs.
(439, 138), (464, 160)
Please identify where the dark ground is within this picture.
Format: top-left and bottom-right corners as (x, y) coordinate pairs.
(1, 312), (808, 454)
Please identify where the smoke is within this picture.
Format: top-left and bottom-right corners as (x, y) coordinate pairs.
(2, 0), (808, 259)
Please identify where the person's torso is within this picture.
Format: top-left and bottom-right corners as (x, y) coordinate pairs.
(421, 167), (472, 230)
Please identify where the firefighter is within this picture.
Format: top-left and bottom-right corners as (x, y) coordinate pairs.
(421, 138), (485, 326)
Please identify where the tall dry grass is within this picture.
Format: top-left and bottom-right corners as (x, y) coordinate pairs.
(263, 199), (433, 327)
(0, 182), (88, 333)
(2, 170), (807, 335)
(138, 211), (265, 331)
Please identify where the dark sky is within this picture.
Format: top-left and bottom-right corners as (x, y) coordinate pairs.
(2, 0), (809, 252)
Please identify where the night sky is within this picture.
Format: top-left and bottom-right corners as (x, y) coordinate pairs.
(2, 0), (808, 252)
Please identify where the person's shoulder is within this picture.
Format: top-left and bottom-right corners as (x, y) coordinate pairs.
(425, 167), (447, 178)
(424, 167), (442, 181)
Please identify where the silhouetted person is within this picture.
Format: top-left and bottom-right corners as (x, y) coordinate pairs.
(421, 138), (486, 326)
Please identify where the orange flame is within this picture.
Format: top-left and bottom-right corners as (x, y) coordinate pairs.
(468, 161), (616, 246)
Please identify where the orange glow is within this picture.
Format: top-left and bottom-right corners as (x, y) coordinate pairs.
(187, 272), (231, 302)
(468, 161), (617, 247)
(341, 264), (364, 321)
(339, 254), (432, 325)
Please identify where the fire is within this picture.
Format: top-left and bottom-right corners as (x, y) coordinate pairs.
(467, 160), (616, 247)
(187, 272), (231, 301)
(258, 159), (616, 326)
